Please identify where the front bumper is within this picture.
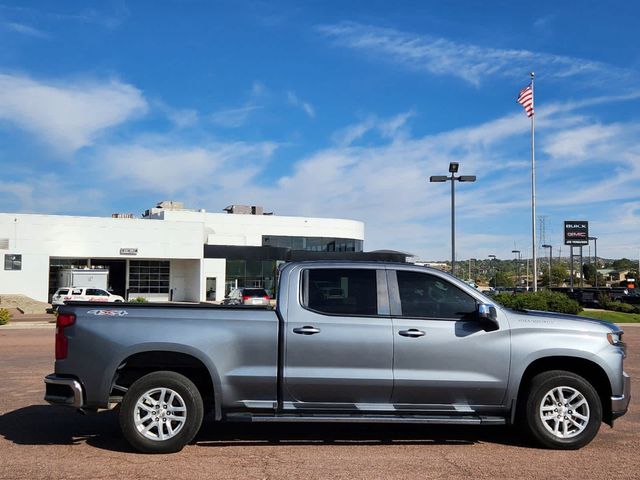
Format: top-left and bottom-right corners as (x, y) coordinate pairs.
(44, 374), (84, 408)
(611, 371), (631, 420)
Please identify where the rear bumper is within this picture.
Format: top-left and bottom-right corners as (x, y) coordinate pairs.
(611, 371), (631, 420)
(44, 374), (84, 408)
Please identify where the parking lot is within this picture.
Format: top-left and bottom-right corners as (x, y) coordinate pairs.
(0, 325), (638, 480)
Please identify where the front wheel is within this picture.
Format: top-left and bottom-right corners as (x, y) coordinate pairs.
(524, 370), (602, 449)
(119, 371), (204, 453)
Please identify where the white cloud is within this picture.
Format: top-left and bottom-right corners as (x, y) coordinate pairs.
(0, 72), (147, 153)
(317, 22), (631, 86)
(167, 108), (199, 129)
(186, 96), (639, 260)
(332, 111), (415, 146)
(251, 81), (267, 97)
(287, 91), (315, 118)
(98, 137), (278, 195)
(0, 175), (104, 214)
(4, 22), (49, 38)
(0, 4), (129, 29)
(543, 123), (633, 163)
(209, 105), (263, 128)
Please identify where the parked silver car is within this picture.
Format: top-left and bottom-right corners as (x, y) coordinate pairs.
(222, 287), (270, 306)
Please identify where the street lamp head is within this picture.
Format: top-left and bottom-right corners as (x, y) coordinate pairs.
(542, 244), (552, 249)
(512, 250), (520, 254)
(448, 162), (459, 173)
(588, 236), (598, 241)
(429, 175), (448, 182)
(488, 254), (496, 258)
(458, 175), (477, 182)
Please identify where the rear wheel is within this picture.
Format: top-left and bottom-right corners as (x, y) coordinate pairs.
(119, 371), (204, 453)
(524, 370), (602, 449)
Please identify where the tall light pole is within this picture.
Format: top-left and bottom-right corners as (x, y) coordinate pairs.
(429, 162), (476, 278)
(589, 236), (598, 288)
(542, 244), (552, 288)
(489, 254), (497, 288)
(512, 249), (521, 290)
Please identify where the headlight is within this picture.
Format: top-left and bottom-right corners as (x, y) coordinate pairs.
(607, 331), (623, 345)
(607, 331), (626, 356)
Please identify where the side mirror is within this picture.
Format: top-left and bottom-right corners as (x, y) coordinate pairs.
(477, 303), (499, 331)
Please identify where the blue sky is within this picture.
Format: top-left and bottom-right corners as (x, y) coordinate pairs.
(0, 1), (639, 261)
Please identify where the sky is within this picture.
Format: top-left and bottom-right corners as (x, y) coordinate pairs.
(0, 0), (639, 261)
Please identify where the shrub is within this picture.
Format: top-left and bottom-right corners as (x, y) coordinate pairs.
(493, 290), (582, 315)
(129, 297), (148, 303)
(0, 308), (10, 325)
(597, 292), (640, 314)
(608, 301), (637, 314)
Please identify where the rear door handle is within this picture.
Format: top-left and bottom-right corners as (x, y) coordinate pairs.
(293, 326), (321, 335)
(398, 329), (426, 338)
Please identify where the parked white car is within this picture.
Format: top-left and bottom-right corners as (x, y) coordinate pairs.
(52, 287), (125, 306)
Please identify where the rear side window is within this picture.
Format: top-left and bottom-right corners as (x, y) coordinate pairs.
(57, 289), (69, 295)
(86, 288), (107, 296)
(72, 289), (83, 295)
(396, 271), (476, 319)
(303, 268), (377, 316)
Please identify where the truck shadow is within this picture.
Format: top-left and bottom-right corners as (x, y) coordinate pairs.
(0, 405), (529, 452)
(0, 405), (130, 452)
(194, 421), (526, 449)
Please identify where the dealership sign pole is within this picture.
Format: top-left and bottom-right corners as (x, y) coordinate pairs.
(564, 221), (589, 291)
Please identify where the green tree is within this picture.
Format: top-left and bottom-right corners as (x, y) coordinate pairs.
(583, 263), (597, 285)
(612, 258), (636, 271)
(541, 263), (568, 287)
(492, 270), (515, 288)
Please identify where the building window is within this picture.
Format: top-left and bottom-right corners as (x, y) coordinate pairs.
(225, 259), (278, 296)
(129, 260), (170, 294)
(4, 254), (22, 271)
(262, 235), (363, 252)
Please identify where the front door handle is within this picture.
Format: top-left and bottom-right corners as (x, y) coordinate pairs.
(293, 326), (321, 335)
(398, 328), (426, 338)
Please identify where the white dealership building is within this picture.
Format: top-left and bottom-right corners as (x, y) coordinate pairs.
(0, 202), (378, 304)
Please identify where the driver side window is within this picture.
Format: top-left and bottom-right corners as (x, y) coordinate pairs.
(397, 271), (476, 319)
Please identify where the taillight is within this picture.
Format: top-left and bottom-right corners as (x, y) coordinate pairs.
(242, 296), (250, 302)
(263, 295), (270, 301)
(55, 313), (76, 360)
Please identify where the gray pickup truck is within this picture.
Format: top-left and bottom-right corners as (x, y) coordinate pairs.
(45, 261), (630, 453)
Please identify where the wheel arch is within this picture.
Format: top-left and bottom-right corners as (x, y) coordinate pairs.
(110, 349), (220, 419)
(514, 356), (613, 426)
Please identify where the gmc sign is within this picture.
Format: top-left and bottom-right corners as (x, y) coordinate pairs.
(564, 220), (589, 245)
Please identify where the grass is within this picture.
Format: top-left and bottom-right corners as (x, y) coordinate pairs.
(580, 309), (640, 323)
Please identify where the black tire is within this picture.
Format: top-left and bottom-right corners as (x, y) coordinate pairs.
(119, 371), (204, 454)
(523, 370), (602, 449)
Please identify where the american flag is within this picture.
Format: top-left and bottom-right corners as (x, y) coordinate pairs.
(517, 84), (534, 117)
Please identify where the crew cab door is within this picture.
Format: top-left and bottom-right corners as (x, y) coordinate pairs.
(388, 269), (510, 408)
(283, 266), (393, 408)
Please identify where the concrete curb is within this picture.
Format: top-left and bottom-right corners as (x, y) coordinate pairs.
(1, 322), (55, 330)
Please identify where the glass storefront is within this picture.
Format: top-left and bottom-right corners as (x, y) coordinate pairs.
(262, 235), (363, 252)
(225, 259), (280, 296)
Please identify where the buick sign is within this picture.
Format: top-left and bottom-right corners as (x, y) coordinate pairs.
(564, 221), (589, 245)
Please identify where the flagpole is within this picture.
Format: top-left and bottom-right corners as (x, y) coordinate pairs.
(530, 71), (538, 292)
